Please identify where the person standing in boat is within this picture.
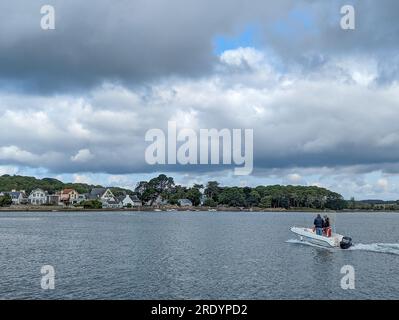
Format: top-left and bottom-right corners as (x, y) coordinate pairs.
(313, 214), (324, 236)
(323, 215), (332, 237)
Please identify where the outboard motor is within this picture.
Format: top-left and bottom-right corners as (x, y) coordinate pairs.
(340, 236), (352, 249)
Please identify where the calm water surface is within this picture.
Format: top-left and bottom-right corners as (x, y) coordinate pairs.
(0, 211), (398, 299)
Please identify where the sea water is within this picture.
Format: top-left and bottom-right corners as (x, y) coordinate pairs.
(0, 211), (398, 299)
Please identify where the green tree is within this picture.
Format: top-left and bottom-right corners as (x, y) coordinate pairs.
(0, 194), (12, 207)
(218, 187), (246, 207)
(204, 198), (217, 207)
(135, 174), (175, 205)
(246, 190), (260, 207)
(186, 188), (201, 206)
(260, 196), (272, 208)
(204, 181), (220, 202)
(81, 199), (102, 209)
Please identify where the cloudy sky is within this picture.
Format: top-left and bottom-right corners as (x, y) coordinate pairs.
(1, 0), (399, 199)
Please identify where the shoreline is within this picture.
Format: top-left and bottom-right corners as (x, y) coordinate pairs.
(0, 206), (397, 213)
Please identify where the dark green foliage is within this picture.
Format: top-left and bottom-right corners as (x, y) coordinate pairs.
(204, 181), (220, 202)
(110, 187), (135, 197)
(203, 198), (217, 207)
(186, 187), (202, 206)
(135, 174), (175, 205)
(81, 199), (102, 209)
(133, 176), (346, 210)
(0, 194), (12, 207)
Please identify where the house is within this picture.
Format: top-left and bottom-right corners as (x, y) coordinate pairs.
(77, 193), (87, 203)
(178, 199), (193, 207)
(122, 195), (142, 207)
(28, 188), (47, 205)
(47, 194), (60, 205)
(103, 198), (122, 209)
(88, 188), (122, 208)
(5, 190), (28, 205)
(59, 188), (80, 205)
(89, 188), (113, 201)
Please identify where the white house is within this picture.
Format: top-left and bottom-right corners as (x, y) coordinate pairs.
(88, 188), (122, 208)
(28, 188), (47, 205)
(122, 195), (142, 207)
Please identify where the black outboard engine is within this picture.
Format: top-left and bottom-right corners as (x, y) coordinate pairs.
(340, 236), (352, 249)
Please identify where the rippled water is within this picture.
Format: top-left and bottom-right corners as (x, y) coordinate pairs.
(0, 211), (398, 299)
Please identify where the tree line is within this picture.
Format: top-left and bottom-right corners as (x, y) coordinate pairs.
(135, 174), (347, 210)
(3, 174), (384, 211)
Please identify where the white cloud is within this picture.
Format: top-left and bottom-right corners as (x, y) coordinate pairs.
(220, 47), (265, 68)
(71, 149), (94, 163)
(0, 146), (39, 163)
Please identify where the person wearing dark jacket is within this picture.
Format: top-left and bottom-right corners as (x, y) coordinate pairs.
(313, 214), (324, 236)
(323, 216), (330, 228)
(323, 216), (331, 237)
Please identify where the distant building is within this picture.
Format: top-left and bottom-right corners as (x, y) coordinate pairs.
(89, 188), (112, 201)
(88, 188), (122, 208)
(122, 195), (142, 207)
(59, 188), (79, 205)
(47, 194), (60, 205)
(77, 193), (87, 203)
(103, 198), (122, 209)
(28, 188), (47, 205)
(5, 190), (28, 205)
(178, 199), (193, 207)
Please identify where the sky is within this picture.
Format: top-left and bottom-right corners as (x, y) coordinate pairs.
(1, 0), (399, 200)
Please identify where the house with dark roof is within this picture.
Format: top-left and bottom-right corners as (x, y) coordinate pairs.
(4, 190), (28, 205)
(88, 188), (122, 208)
(121, 194), (142, 207)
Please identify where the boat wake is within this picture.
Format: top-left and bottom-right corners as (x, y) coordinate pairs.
(349, 243), (399, 256)
(287, 239), (399, 255)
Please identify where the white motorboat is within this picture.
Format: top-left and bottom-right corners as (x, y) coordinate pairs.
(290, 226), (352, 249)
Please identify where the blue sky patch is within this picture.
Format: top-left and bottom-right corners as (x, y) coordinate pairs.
(213, 24), (261, 55)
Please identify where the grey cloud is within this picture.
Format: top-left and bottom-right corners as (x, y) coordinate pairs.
(8, 0), (399, 92)
(0, 1), (399, 182)
(1, 58), (399, 176)
(0, 0), (295, 92)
